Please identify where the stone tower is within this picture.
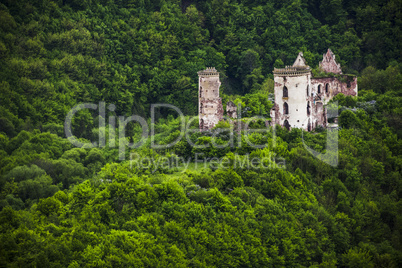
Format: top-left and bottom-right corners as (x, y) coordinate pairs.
(198, 67), (223, 131)
(271, 52), (313, 131)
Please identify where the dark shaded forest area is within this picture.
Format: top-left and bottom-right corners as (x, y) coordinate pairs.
(0, 0), (401, 267)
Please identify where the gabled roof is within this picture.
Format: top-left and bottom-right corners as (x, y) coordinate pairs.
(292, 52), (308, 67)
(319, 49), (342, 74)
(273, 52), (311, 76)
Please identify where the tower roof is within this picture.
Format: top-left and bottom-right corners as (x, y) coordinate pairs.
(273, 52), (310, 76)
(292, 52), (308, 67)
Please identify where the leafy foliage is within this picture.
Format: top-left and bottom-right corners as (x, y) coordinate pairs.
(0, 0), (401, 267)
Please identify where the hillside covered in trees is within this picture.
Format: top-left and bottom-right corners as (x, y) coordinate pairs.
(0, 0), (401, 267)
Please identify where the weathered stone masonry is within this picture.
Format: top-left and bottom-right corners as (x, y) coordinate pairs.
(270, 49), (358, 131)
(226, 101), (237, 119)
(198, 67), (224, 131)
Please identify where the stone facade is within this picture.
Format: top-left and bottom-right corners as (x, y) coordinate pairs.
(198, 67), (224, 131)
(270, 50), (358, 131)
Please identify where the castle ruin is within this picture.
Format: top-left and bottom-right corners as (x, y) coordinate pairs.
(197, 49), (357, 132)
(270, 49), (358, 131)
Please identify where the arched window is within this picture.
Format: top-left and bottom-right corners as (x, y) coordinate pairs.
(325, 84), (329, 94)
(318, 85), (321, 94)
(308, 119), (311, 131)
(284, 120), (290, 131)
(306, 85), (309, 96)
(283, 102), (289, 115)
(283, 86), (288, 98)
(307, 101), (310, 116)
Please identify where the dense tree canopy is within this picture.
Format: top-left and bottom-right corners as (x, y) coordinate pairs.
(0, 0), (401, 267)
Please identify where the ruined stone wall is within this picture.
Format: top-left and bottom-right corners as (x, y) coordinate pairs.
(309, 76), (357, 128)
(311, 75), (358, 105)
(199, 99), (223, 130)
(226, 101), (237, 119)
(313, 102), (326, 128)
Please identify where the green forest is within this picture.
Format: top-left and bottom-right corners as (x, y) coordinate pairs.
(0, 0), (401, 267)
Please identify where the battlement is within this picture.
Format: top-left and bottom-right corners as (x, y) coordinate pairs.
(198, 67), (219, 76)
(273, 66), (311, 76)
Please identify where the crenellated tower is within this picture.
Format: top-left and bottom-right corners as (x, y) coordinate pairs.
(197, 67), (223, 131)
